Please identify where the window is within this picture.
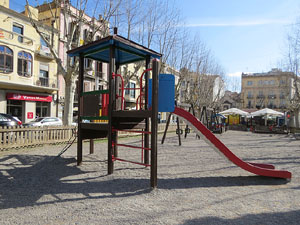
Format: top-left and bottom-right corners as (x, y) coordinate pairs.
(247, 100), (252, 108)
(130, 82), (135, 98)
(96, 61), (102, 78)
(39, 64), (49, 87)
(18, 51), (32, 77)
(13, 23), (23, 43)
(83, 29), (88, 40)
(125, 82), (136, 98)
(84, 82), (91, 92)
(0, 45), (13, 73)
(247, 81), (253, 86)
(69, 22), (79, 42)
(84, 58), (92, 69)
(247, 91), (252, 98)
(7, 100), (23, 119)
(36, 102), (49, 117)
(68, 56), (76, 67)
(40, 34), (50, 47)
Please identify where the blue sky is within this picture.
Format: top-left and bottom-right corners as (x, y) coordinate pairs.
(9, 0), (300, 91)
(177, 0), (300, 80)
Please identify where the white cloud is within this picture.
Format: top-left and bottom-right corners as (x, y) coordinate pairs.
(186, 19), (290, 27)
(227, 72), (243, 77)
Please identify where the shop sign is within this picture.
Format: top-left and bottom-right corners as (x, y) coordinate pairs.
(7, 93), (52, 102)
(27, 112), (34, 119)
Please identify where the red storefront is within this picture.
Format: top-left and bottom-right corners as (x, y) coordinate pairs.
(6, 92), (53, 122)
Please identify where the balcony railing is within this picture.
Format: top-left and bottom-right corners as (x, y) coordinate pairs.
(35, 45), (54, 60)
(35, 77), (57, 89)
(280, 95), (285, 99)
(267, 104), (277, 109)
(268, 95), (276, 99)
(39, 77), (49, 87)
(0, 28), (13, 40)
(95, 71), (104, 79)
(256, 95), (265, 99)
(247, 95), (253, 99)
(0, 28), (33, 46)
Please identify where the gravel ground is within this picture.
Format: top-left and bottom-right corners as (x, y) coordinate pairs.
(0, 130), (300, 225)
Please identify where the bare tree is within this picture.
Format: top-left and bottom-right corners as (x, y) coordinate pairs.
(282, 19), (300, 128)
(25, 0), (119, 125)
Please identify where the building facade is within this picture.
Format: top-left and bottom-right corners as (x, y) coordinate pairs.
(221, 91), (242, 111)
(241, 69), (295, 111)
(37, 0), (108, 118)
(0, 2), (59, 123)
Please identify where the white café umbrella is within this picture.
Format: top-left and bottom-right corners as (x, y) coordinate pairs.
(219, 108), (250, 116)
(251, 108), (284, 126)
(251, 108), (284, 117)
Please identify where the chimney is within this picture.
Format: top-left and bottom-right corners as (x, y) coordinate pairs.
(24, 5), (39, 21)
(0, 0), (9, 8)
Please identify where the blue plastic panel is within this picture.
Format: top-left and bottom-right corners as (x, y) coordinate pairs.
(148, 74), (175, 112)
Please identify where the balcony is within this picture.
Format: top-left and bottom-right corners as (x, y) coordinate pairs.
(0, 28), (33, 46)
(268, 94), (276, 99)
(247, 95), (253, 99)
(35, 45), (54, 60)
(267, 104), (277, 109)
(95, 71), (104, 79)
(256, 95), (265, 99)
(280, 95), (285, 99)
(35, 78), (57, 89)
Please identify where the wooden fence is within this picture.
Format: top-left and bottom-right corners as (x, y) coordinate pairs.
(0, 123), (181, 151)
(0, 126), (76, 150)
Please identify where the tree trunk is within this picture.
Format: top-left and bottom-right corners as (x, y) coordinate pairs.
(63, 77), (76, 125)
(295, 108), (300, 128)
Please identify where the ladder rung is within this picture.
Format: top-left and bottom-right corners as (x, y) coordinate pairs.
(113, 143), (151, 151)
(112, 156), (150, 167)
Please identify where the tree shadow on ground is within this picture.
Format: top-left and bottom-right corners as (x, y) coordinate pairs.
(181, 210), (300, 225)
(0, 154), (290, 210)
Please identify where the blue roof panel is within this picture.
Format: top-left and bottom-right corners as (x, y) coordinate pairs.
(67, 35), (161, 65)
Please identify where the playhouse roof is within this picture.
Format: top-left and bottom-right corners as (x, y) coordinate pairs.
(67, 34), (162, 65)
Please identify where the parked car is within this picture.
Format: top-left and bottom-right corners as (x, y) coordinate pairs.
(23, 117), (62, 127)
(0, 113), (22, 127)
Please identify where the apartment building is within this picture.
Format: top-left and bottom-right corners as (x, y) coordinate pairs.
(241, 69), (295, 111)
(0, 1), (59, 123)
(36, 0), (108, 117)
(221, 91), (242, 111)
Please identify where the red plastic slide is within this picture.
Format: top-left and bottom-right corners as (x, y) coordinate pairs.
(173, 107), (292, 179)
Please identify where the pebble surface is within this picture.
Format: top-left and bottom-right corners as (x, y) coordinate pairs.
(0, 130), (299, 225)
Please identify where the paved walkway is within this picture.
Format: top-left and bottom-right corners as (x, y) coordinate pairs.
(0, 130), (299, 224)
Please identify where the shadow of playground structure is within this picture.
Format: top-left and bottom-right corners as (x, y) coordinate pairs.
(182, 210), (300, 225)
(0, 154), (290, 210)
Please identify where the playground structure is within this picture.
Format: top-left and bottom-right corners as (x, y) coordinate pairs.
(68, 31), (291, 189)
(68, 31), (162, 188)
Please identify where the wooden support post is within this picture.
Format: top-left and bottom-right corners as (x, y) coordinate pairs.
(176, 115), (182, 146)
(114, 63), (120, 158)
(144, 56), (150, 165)
(151, 59), (159, 188)
(108, 45), (115, 175)
(161, 112), (172, 144)
(77, 54), (84, 166)
(90, 139), (94, 154)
